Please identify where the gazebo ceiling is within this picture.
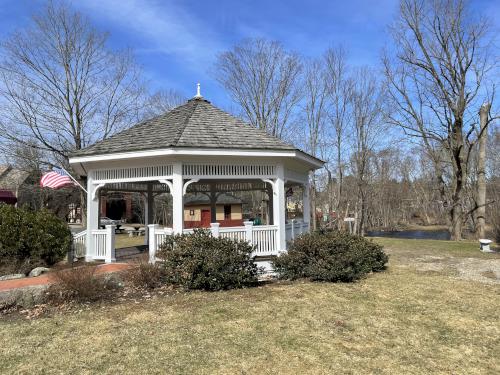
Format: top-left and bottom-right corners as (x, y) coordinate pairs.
(72, 96), (301, 158)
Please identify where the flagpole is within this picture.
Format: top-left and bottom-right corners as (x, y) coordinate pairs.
(59, 166), (88, 194)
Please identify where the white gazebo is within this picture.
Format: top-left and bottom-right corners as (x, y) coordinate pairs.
(69, 89), (323, 267)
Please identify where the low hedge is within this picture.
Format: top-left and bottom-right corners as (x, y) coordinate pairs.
(273, 231), (388, 282)
(0, 204), (71, 274)
(157, 229), (258, 291)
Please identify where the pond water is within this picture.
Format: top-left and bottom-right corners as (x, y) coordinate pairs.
(366, 229), (451, 241)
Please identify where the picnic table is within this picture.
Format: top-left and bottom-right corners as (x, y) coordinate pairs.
(127, 227), (145, 237)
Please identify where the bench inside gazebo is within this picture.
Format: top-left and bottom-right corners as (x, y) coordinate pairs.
(69, 88), (323, 269)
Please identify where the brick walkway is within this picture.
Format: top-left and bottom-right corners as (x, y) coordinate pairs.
(0, 263), (131, 292)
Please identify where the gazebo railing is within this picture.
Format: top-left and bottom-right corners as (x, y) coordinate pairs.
(91, 225), (116, 263)
(148, 222), (281, 263)
(72, 230), (87, 259)
(219, 226), (247, 241)
(72, 226), (115, 263)
(148, 225), (173, 263)
(251, 225), (279, 256)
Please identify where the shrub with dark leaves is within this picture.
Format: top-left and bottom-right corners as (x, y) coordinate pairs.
(0, 204), (71, 274)
(273, 231), (388, 282)
(157, 229), (258, 291)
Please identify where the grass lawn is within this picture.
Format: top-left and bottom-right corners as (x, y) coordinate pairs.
(115, 233), (146, 249)
(1, 238), (499, 374)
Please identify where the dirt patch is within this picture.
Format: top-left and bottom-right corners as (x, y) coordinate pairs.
(407, 255), (500, 284)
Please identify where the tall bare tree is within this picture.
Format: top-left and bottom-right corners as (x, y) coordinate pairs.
(143, 89), (186, 117)
(350, 68), (385, 235)
(302, 58), (329, 229)
(324, 47), (351, 224)
(475, 103), (491, 238)
(214, 38), (302, 138)
(383, 0), (498, 240)
(0, 1), (146, 169)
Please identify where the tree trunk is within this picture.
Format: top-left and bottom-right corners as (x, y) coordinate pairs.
(475, 103), (490, 238)
(337, 146), (343, 205)
(358, 186), (366, 236)
(449, 119), (466, 241)
(450, 203), (463, 241)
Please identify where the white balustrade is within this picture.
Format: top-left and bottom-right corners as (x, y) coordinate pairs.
(72, 230), (87, 259)
(147, 221), (306, 264)
(218, 226), (247, 241)
(91, 225), (115, 263)
(252, 225), (279, 256)
(210, 222), (220, 237)
(148, 224), (173, 263)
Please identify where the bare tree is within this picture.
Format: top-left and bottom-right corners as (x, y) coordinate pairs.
(302, 58), (329, 229)
(143, 89), (186, 118)
(475, 103), (491, 238)
(324, 47), (351, 224)
(383, 0), (498, 240)
(0, 1), (146, 169)
(350, 68), (385, 235)
(214, 38), (302, 138)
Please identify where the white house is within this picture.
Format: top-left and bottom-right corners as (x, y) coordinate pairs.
(69, 88), (324, 266)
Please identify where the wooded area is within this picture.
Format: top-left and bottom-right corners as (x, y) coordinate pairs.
(0, 0), (498, 240)
(215, 0), (499, 240)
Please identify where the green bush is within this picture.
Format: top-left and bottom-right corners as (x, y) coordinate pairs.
(0, 204), (72, 274)
(273, 231), (388, 282)
(157, 229), (258, 291)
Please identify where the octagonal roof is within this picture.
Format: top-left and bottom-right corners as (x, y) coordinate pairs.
(72, 96), (298, 158)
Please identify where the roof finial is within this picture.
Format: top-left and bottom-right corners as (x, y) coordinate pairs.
(194, 83), (202, 98)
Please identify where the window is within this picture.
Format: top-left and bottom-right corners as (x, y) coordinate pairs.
(224, 205), (231, 220)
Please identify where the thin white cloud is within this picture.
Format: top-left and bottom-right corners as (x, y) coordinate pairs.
(76, 0), (224, 67)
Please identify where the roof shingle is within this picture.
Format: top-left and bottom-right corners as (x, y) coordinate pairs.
(72, 97), (296, 157)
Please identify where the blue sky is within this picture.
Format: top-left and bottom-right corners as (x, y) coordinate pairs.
(0, 0), (498, 108)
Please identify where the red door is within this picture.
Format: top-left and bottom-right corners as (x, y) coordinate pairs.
(201, 210), (211, 227)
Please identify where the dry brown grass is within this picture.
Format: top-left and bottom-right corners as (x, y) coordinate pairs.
(115, 233), (145, 249)
(1, 238), (499, 374)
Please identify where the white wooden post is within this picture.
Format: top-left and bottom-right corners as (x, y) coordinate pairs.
(274, 164), (286, 251)
(105, 225), (116, 263)
(86, 175), (99, 262)
(148, 224), (159, 264)
(244, 220), (253, 245)
(144, 184), (154, 245)
(172, 162), (184, 234)
(303, 178), (311, 232)
(291, 218), (295, 240)
(210, 222), (220, 237)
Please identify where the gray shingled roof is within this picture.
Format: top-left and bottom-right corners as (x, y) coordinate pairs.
(72, 97), (296, 157)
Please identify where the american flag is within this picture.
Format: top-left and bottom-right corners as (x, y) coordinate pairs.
(40, 169), (76, 189)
